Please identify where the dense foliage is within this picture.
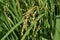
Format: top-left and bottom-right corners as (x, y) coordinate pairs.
(0, 0), (60, 40)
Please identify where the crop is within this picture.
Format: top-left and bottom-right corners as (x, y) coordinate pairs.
(0, 0), (60, 40)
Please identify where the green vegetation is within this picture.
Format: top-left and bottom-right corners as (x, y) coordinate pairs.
(0, 0), (60, 40)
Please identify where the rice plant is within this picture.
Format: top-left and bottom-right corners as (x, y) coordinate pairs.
(0, 0), (60, 40)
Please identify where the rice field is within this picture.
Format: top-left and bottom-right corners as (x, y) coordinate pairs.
(0, 0), (60, 40)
